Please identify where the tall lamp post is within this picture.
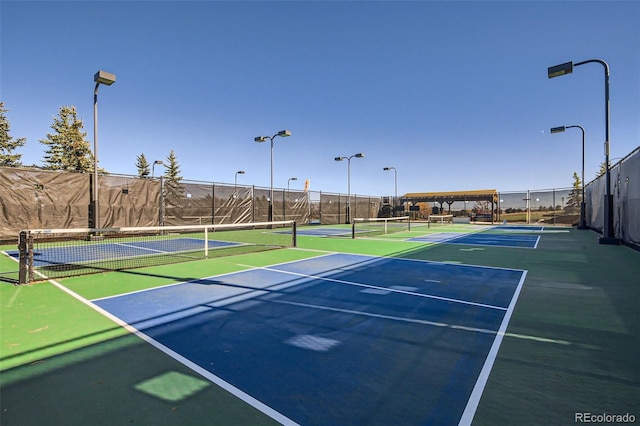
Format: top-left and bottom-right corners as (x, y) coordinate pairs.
(235, 170), (245, 187)
(92, 70), (116, 230)
(551, 125), (587, 229)
(152, 160), (164, 178)
(285, 177), (297, 222)
(335, 153), (364, 223)
(287, 177), (298, 191)
(548, 59), (616, 244)
(254, 130), (291, 222)
(383, 166), (397, 216)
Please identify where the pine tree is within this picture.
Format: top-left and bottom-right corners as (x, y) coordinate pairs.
(0, 102), (26, 167)
(39, 106), (94, 172)
(164, 150), (182, 183)
(566, 172), (582, 212)
(136, 153), (151, 178)
(163, 150), (183, 200)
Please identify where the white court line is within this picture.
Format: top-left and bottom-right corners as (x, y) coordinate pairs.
(92, 250), (339, 302)
(273, 299), (499, 335)
(112, 241), (171, 254)
(45, 278), (299, 426)
(457, 270), (528, 426)
(256, 265), (508, 311)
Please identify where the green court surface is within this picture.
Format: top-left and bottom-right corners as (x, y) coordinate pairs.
(1, 224), (638, 425)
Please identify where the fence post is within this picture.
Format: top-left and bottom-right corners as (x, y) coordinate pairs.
(292, 221), (297, 247)
(211, 183), (216, 225)
(251, 186), (255, 223)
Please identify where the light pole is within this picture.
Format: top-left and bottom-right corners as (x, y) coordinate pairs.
(92, 70), (116, 231)
(287, 177), (298, 191)
(335, 153), (364, 223)
(235, 170), (245, 187)
(254, 130), (291, 222)
(551, 125), (587, 229)
(284, 177), (297, 222)
(383, 166), (397, 216)
(548, 59), (616, 244)
(152, 160), (164, 178)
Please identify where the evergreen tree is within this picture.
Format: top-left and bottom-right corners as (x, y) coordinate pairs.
(566, 172), (582, 212)
(39, 106), (94, 172)
(136, 153), (151, 178)
(164, 149), (182, 183)
(0, 102), (26, 167)
(596, 161), (607, 179)
(163, 150), (183, 200)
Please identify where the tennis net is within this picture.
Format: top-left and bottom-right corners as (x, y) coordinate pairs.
(17, 221), (296, 284)
(351, 216), (411, 238)
(427, 214), (454, 227)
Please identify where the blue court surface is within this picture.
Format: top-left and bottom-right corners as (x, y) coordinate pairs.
(409, 232), (540, 248)
(93, 253), (526, 425)
(491, 225), (544, 232)
(6, 238), (240, 267)
(290, 227), (352, 237)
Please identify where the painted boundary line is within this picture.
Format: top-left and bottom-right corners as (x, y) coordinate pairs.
(46, 279), (300, 426)
(92, 250), (338, 302)
(409, 233), (540, 249)
(457, 270), (528, 425)
(254, 263), (508, 311)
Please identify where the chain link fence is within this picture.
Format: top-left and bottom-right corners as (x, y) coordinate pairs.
(1, 146), (638, 249)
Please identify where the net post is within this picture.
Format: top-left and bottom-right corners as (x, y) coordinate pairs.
(18, 231), (29, 284)
(351, 220), (356, 239)
(204, 227), (209, 258)
(292, 221), (297, 247)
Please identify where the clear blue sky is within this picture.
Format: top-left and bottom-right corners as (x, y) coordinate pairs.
(2, 1), (639, 197)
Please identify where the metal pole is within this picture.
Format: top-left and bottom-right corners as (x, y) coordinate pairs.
(565, 125), (587, 229)
(552, 190), (556, 225)
(270, 137), (274, 222)
(574, 60), (614, 242)
(394, 169), (397, 216)
(93, 82), (100, 230)
(347, 157), (351, 224)
(580, 127), (586, 228)
(603, 63), (614, 240)
(159, 176), (165, 226)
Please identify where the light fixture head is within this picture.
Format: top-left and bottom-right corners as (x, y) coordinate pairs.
(548, 61), (573, 79)
(335, 156), (345, 161)
(277, 130), (292, 137)
(550, 126), (566, 134)
(94, 70), (116, 85)
(355, 153), (365, 158)
(254, 136), (267, 143)
(154, 160), (164, 165)
(237, 170), (245, 174)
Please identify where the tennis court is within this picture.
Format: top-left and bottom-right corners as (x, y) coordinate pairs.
(1, 221), (638, 425)
(409, 231), (541, 248)
(91, 253), (525, 424)
(6, 238), (242, 267)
